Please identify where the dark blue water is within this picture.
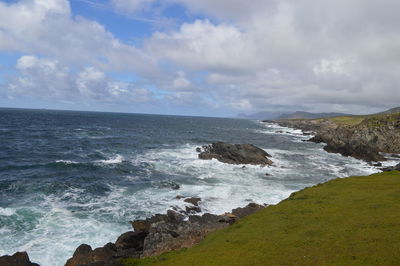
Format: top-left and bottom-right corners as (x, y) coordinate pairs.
(0, 109), (382, 265)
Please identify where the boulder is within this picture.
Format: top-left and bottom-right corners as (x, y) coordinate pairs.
(184, 197), (201, 206)
(198, 142), (273, 166)
(0, 252), (39, 266)
(115, 231), (147, 251)
(381, 163), (400, 172)
(65, 243), (120, 266)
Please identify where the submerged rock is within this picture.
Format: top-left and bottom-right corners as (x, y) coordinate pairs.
(381, 163), (400, 172)
(198, 142), (273, 166)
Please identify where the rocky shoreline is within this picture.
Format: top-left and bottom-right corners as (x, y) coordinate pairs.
(276, 113), (400, 162)
(0, 202), (266, 266)
(0, 142), (271, 266)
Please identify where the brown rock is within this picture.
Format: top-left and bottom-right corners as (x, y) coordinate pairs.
(0, 252), (39, 266)
(184, 197), (201, 206)
(115, 231), (147, 251)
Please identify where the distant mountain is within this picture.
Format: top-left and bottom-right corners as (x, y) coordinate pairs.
(375, 107), (400, 115)
(276, 111), (351, 120)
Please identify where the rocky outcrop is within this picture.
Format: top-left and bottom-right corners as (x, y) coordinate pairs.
(198, 142), (273, 166)
(277, 113), (400, 162)
(381, 163), (400, 172)
(64, 203), (265, 265)
(0, 252), (39, 266)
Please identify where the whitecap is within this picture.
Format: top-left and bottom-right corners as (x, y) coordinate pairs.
(97, 154), (124, 165)
(55, 160), (78, 165)
(0, 207), (16, 216)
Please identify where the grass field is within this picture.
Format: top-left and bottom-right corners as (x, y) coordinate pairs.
(123, 171), (400, 265)
(314, 112), (400, 127)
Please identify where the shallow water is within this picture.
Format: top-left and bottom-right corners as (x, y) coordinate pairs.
(0, 109), (398, 266)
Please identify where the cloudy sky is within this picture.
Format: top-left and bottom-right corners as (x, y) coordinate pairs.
(0, 0), (399, 117)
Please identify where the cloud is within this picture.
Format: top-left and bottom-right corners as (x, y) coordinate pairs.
(0, 0), (155, 74)
(2, 0), (400, 115)
(140, 0), (400, 113)
(8, 55), (154, 104)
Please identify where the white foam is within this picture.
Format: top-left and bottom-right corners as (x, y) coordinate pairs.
(55, 160), (78, 165)
(0, 207), (16, 216)
(97, 154), (124, 165)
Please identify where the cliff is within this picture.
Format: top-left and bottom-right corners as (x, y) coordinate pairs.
(278, 112), (400, 161)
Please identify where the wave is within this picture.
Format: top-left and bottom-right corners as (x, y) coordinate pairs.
(55, 160), (79, 165)
(97, 154), (124, 165)
(0, 207), (16, 216)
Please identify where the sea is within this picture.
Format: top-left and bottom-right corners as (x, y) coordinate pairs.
(0, 108), (398, 266)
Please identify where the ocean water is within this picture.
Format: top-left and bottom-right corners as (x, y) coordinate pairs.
(0, 109), (398, 266)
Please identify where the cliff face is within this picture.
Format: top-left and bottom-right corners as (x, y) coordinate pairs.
(278, 113), (400, 162)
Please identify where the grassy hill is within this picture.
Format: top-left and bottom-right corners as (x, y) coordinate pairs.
(123, 171), (400, 265)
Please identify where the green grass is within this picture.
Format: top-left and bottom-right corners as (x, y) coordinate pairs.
(123, 171), (400, 265)
(312, 112), (400, 127)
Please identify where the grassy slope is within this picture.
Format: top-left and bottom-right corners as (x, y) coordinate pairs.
(313, 112), (400, 127)
(124, 171), (400, 265)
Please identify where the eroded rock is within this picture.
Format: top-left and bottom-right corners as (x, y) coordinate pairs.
(198, 142), (273, 166)
(0, 251), (39, 266)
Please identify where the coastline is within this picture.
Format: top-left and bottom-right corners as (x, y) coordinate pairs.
(275, 113), (400, 162)
(1, 119), (396, 265)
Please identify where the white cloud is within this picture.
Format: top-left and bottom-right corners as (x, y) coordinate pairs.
(0, 0), (154, 73)
(8, 55), (155, 104)
(2, 0), (400, 115)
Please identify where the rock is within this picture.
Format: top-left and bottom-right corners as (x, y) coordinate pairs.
(231, 203), (265, 219)
(198, 142), (273, 166)
(265, 173), (272, 176)
(185, 205), (201, 214)
(196, 147), (202, 152)
(73, 244), (92, 256)
(157, 181), (180, 190)
(175, 195), (185, 199)
(131, 220), (151, 233)
(0, 251), (39, 266)
(67, 202), (267, 264)
(279, 114), (400, 162)
(218, 213), (237, 224)
(184, 197), (201, 206)
(115, 231), (147, 251)
(65, 243), (120, 266)
(371, 162), (382, 167)
(381, 163), (400, 172)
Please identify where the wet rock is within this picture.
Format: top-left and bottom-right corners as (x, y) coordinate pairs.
(196, 147), (202, 152)
(184, 197), (201, 206)
(175, 195), (185, 200)
(265, 173), (272, 176)
(198, 142), (273, 166)
(185, 205), (201, 214)
(157, 181), (180, 190)
(381, 163), (400, 172)
(0, 251), (39, 266)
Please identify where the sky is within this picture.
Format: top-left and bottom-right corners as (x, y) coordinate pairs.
(0, 0), (399, 117)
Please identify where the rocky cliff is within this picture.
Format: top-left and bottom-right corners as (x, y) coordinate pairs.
(277, 113), (400, 162)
